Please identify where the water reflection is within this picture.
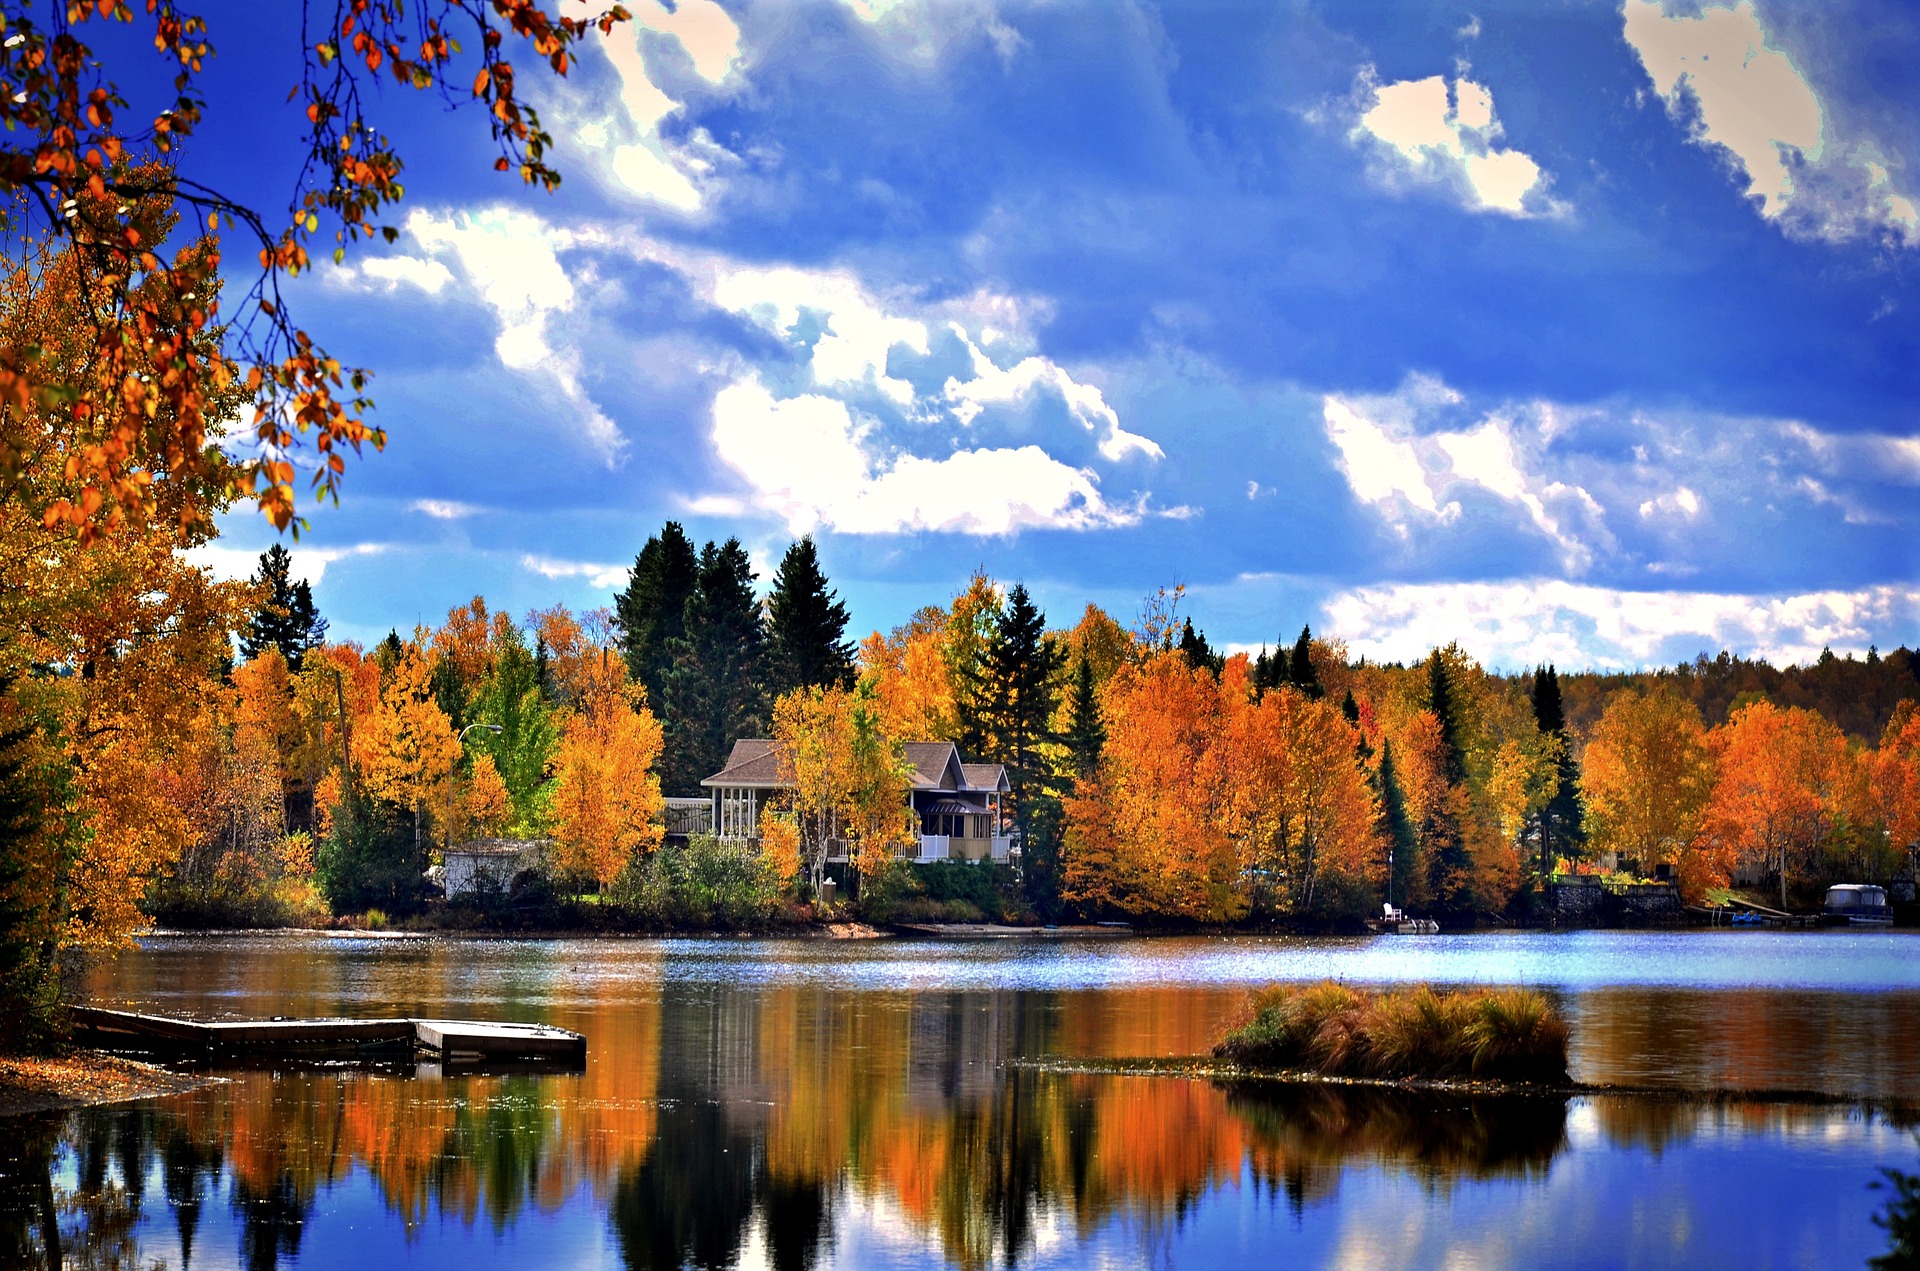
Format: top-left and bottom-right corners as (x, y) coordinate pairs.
(22, 934), (1918, 1269)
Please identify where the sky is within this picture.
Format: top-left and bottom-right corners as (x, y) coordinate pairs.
(169, 0), (1920, 671)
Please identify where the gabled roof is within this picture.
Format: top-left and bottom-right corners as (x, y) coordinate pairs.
(961, 763), (1010, 792)
(701, 738), (1007, 793)
(700, 738), (786, 788)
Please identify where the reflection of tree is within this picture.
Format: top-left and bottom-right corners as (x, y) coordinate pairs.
(1224, 1082), (1568, 1193)
(0, 1117), (61, 1270)
(232, 1173), (309, 1271)
(611, 1099), (756, 1271)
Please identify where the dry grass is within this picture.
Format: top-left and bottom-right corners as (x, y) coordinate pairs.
(1213, 981), (1570, 1084)
(0, 1052), (208, 1118)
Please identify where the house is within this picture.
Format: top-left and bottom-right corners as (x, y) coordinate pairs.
(439, 838), (546, 898)
(700, 739), (1017, 864)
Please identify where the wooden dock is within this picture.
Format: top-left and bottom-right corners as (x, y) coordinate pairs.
(71, 1006), (586, 1068)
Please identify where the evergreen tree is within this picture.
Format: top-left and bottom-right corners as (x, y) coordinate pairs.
(1288, 625), (1324, 698)
(1425, 650), (1466, 784)
(1340, 689), (1360, 725)
(1251, 645), (1275, 698)
(373, 630), (404, 680)
(315, 785), (428, 916)
(976, 584), (1064, 817)
(615, 522), (700, 709)
(660, 539), (766, 796)
(239, 545), (327, 672)
(0, 675), (71, 1049)
(1177, 619), (1221, 674)
(1529, 664), (1586, 877)
(1373, 743), (1418, 909)
(1063, 655), (1105, 780)
(764, 536), (855, 700)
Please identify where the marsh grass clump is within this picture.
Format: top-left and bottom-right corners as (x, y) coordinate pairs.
(1213, 982), (1570, 1084)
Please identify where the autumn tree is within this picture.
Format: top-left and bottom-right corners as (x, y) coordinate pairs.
(772, 685), (857, 893)
(1706, 701), (1864, 908)
(549, 655), (665, 891)
(1582, 688), (1718, 899)
(0, 3), (632, 539)
(1874, 704), (1920, 881)
(765, 537), (856, 700)
(859, 608), (958, 744)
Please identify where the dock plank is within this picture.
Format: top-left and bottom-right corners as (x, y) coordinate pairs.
(73, 1006), (585, 1068)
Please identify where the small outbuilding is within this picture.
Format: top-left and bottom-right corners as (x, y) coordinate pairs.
(440, 838), (546, 898)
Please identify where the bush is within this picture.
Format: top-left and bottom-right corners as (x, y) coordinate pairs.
(316, 789), (430, 918)
(858, 859), (1024, 925)
(1213, 981), (1570, 1084)
(612, 835), (786, 930)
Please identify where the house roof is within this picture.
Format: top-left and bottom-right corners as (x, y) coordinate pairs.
(700, 738), (786, 788)
(961, 763), (1009, 792)
(449, 837), (544, 857)
(701, 739), (1008, 793)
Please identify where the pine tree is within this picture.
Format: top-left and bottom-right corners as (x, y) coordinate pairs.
(1287, 625), (1324, 698)
(239, 545), (327, 672)
(1177, 619), (1220, 674)
(1252, 645), (1275, 698)
(614, 522), (699, 709)
(1373, 742), (1417, 908)
(976, 584), (1064, 816)
(1530, 664), (1586, 877)
(764, 536), (855, 700)
(660, 539), (767, 796)
(1425, 650), (1466, 785)
(1064, 655), (1105, 780)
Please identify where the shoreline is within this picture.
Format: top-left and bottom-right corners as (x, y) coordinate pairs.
(1012, 1054), (1920, 1116)
(0, 1052), (216, 1120)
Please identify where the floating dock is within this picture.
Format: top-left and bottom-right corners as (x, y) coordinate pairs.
(71, 1006), (586, 1068)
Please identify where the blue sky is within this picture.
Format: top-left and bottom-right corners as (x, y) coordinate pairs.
(178, 0), (1920, 670)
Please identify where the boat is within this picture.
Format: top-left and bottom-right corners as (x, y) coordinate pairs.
(1822, 884), (1894, 927)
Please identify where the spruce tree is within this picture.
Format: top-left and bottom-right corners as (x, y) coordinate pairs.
(1422, 650), (1470, 908)
(976, 583), (1064, 815)
(1064, 655), (1105, 780)
(764, 536), (855, 700)
(660, 539), (766, 796)
(1177, 619), (1220, 674)
(1373, 742), (1417, 909)
(1425, 650), (1466, 784)
(1529, 664), (1586, 878)
(240, 545), (327, 671)
(615, 522), (700, 709)
(1288, 625), (1324, 698)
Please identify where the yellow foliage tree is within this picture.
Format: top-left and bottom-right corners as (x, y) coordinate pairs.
(1582, 689), (1719, 899)
(549, 656), (665, 890)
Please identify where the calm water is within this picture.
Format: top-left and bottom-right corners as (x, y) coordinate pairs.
(3, 931), (1916, 1269)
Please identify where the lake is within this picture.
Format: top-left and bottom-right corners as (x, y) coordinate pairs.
(6, 930), (1918, 1269)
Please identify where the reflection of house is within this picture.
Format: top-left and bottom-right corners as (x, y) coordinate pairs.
(701, 739), (1017, 863)
(441, 838), (545, 897)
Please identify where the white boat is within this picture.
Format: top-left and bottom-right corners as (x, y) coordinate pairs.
(1823, 884), (1894, 927)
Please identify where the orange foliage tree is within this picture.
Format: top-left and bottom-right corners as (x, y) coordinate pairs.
(549, 655), (664, 890)
(0, 1), (630, 537)
(1874, 703), (1920, 879)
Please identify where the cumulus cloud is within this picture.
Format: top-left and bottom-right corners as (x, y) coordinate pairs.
(573, 0), (743, 213)
(709, 376), (1138, 535)
(1323, 579), (1920, 670)
(328, 254), (456, 295)
(404, 207), (626, 466)
(520, 554), (629, 590)
(712, 265), (931, 405)
(1322, 381), (1614, 571)
(1352, 71), (1562, 216)
(1623, 0), (1920, 246)
(944, 334), (1163, 462)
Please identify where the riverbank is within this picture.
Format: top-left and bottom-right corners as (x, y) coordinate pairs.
(0, 1051), (212, 1118)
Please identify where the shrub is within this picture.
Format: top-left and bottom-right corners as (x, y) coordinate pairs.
(1214, 981), (1569, 1084)
(612, 835), (786, 930)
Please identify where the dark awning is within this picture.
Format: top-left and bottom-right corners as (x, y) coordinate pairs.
(921, 798), (984, 815)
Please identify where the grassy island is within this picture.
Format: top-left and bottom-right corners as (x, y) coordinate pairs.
(1213, 982), (1570, 1085)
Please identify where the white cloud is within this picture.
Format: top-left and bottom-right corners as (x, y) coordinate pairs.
(578, 0), (742, 213)
(712, 265), (930, 404)
(1323, 381), (1616, 572)
(409, 499), (481, 520)
(404, 207), (626, 466)
(519, 554), (629, 590)
(1637, 486), (1701, 520)
(1353, 72), (1561, 216)
(709, 376), (1139, 535)
(1323, 580), (1920, 670)
(327, 254), (456, 295)
(186, 542), (388, 587)
(1623, 0), (1919, 246)
(944, 336), (1162, 462)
